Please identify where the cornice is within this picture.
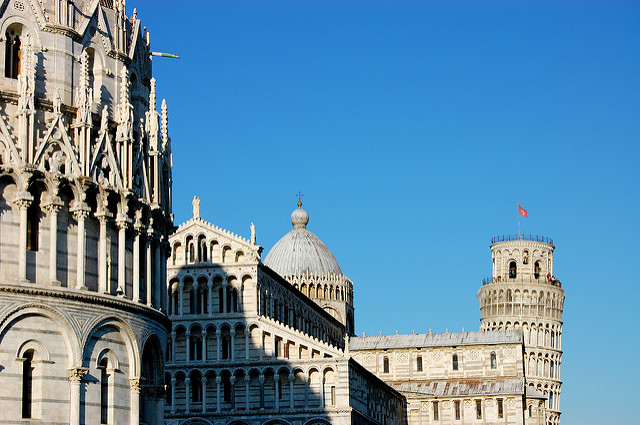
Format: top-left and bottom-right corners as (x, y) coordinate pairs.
(0, 281), (171, 329)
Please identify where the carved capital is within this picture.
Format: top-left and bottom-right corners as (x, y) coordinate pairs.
(14, 192), (33, 209)
(289, 373), (295, 382)
(230, 376), (236, 385)
(129, 378), (142, 393)
(68, 367), (88, 384)
(116, 215), (131, 230)
(43, 201), (63, 215)
(70, 202), (91, 221)
(215, 376), (222, 384)
(96, 211), (112, 223)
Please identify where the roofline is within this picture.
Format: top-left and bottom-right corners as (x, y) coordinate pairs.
(259, 263), (346, 331)
(348, 357), (406, 401)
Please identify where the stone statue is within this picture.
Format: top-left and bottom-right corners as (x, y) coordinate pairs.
(53, 90), (62, 114)
(100, 105), (109, 133)
(250, 222), (256, 244)
(192, 196), (200, 219)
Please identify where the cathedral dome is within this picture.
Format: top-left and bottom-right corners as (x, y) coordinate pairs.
(264, 204), (343, 276)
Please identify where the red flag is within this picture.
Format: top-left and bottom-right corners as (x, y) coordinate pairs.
(518, 204), (528, 217)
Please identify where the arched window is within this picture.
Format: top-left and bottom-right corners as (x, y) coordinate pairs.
(190, 337), (202, 361)
(383, 356), (389, 373)
(452, 354), (459, 371)
(509, 261), (517, 278)
(490, 352), (497, 369)
(5, 29), (21, 79)
(534, 261), (541, 279)
(191, 375), (202, 403)
(99, 358), (109, 424)
(26, 199), (40, 251)
(173, 290), (179, 315)
(222, 335), (231, 359)
(223, 378), (231, 402)
(228, 287), (238, 313)
(189, 289), (195, 314)
(22, 350), (34, 418)
(475, 399), (482, 419)
(416, 355), (423, 372)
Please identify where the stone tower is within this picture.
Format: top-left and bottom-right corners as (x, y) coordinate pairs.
(0, 1), (173, 424)
(477, 236), (564, 425)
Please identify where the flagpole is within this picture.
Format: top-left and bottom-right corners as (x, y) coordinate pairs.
(518, 202), (521, 240)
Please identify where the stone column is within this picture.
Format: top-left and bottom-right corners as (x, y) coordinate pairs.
(185, 378), (191, 413)
(289, 373), (295, 408)
(145, 233), (153, 305)
(216, 333), (221, 361)
(304, 378), (309, 408)
(193, 282), (199, 314)
(170, 378), (176, 413)
(154, 240), (162, 308)
(259, 374), (265, 409)
(222, 282), (228, 313)
(178, 282), (184, 315)
(97, 212), (111, 293)
(321, 377), (325, 407)
(230, 376), (236, 410)
(230, 329), (236, 361)
(245, 378), (250, 411)
(68, 367), (88, 425)
(15, 194), (32, 282)
(44, 201), (62, 285)
(201, 377), (208, 413)
(202, 334), (207, 361)
(72, 204), (90, 290)
(245, 331), (250, 360)
(275, 377), (280, 410)
(170, 331), (176, 363)
(116, 215), (130, 296)
(185, 332), (191, 364)
(207, 280), (213, 317)
(133, 222), (143, 302)
(129, 378), (141, 425)
(216, 376), (222, 412)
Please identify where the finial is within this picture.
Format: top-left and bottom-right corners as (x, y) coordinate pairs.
(296, 190), (303, 208)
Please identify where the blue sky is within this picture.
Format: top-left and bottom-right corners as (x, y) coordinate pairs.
(134, 1), (639, 423)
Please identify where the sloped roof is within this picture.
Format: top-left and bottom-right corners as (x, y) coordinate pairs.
(391, 377), (525, 398)
(349, 330), (522, 351)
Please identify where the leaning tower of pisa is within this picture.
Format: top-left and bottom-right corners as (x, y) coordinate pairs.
(477, 235), (564, 425)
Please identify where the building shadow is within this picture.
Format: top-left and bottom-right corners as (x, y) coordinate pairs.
(161, 226), (405, 425)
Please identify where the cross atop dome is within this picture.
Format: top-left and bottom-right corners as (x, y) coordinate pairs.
(296, 190), (304, 208)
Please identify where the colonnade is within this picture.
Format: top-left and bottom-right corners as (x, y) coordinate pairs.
(165, 366), (337, 414)
(9, 187), (166, 309)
